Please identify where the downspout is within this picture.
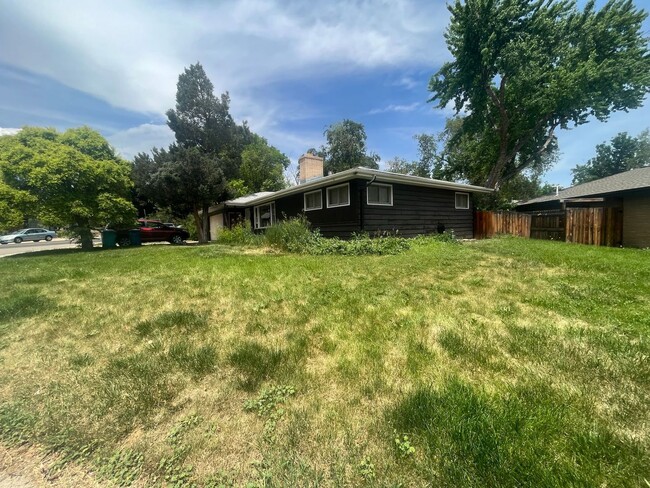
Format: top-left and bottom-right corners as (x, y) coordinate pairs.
(359, 175), (376, 233)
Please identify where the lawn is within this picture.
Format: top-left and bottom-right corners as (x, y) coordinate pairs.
(0, 238), (648, 487)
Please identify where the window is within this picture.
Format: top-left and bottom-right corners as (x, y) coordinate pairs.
(455, 192), (470, 209)
(304, 190), (322, 211)
(326, 183), (350, 208)
(367, 183), (393, 206)
(254, 202), (275, 229)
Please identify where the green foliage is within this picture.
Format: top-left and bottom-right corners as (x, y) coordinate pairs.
(393, 431), (416, 458)
(240, 136), (289, 192)
(0, 403), (36, 445)
(216, 221), (263, 246)
(386, 133), (447, 179)
(136, 62), (254, 242)
(311, 233), (411, 256)
(97, 449), (144, 487)
(263, 215), (318, 253)
(227, 178), (251, 198)
(318, 119), (380, 174)
(259, 215), (413, 255)
(572, 130), (650, 185)
(0, 126), (136, 248)
(244, 385), (296, 440)
(357, 457), (376, 482)
(156, 416), (201, 487)
(430, 0), (650, 189)
(0, 181), (35, 232)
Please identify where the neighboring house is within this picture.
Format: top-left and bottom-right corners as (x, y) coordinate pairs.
(516, 166), (650, 248)
(208, 154), (492, 240)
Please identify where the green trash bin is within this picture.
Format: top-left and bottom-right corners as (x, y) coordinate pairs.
(102, 229), (117, 248)
(128, 228), (142, 246)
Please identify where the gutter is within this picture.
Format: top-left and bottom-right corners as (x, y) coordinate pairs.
(242, 168), (493, 207)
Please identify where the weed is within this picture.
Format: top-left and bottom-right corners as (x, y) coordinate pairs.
(216, 221), (263, 246)
(0, 403), (36, 445)
(244, 385), (296, 440)
(96, 449), (144, 487)
(358, 457), (376, 482)
(394, 431), (416, 458)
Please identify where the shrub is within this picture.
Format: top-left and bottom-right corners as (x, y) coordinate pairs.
(216, 221), (263, 246)
(264, 215), (319, 253)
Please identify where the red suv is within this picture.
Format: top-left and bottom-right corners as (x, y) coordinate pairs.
(114, 219), (190, 246)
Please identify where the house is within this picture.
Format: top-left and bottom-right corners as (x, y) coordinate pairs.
(208, 154), (492, 240)
(516, 166), (650, 247)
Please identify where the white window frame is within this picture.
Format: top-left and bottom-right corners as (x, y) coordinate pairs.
(254, 202), (276, 229)
(455, 192), (470, 210)
(303, 189), (323, 211)
(326, 183), (350, 208)
(367, 183), (393, 206)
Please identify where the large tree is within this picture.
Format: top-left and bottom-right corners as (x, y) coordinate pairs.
(0, 127), (135, 249)
(430, 0), (650, 189)
(238, 135), (289, 193)
(138, 62), (254, 242)
(319, 119), (380, 174)
(572, 130), (650, 184)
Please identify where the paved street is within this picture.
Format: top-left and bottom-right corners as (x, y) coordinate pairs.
(0, 238), (95, 258)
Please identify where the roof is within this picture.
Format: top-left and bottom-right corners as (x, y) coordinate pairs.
(517, 166), (650, 207)
(225, 192), (275, 206)
(227, 167), (492, 208)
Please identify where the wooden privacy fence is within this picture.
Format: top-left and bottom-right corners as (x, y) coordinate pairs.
(565, 207), (623, 247)
(474, 211), (531, 239)
(530, 210), (565, 241)
(475, 208), (623, 246)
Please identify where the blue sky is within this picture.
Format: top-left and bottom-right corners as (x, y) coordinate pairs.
(0, 0), (648, 188)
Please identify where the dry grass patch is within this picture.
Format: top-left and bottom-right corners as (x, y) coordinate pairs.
(0, 238), (648, 486)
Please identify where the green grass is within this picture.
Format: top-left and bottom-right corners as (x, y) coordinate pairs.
(0, 237), (648, 486)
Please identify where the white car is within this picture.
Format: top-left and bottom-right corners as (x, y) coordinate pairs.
(0, 228), (57, 244)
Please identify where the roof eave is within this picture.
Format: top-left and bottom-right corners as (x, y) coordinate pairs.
(239, 168), (493, 207)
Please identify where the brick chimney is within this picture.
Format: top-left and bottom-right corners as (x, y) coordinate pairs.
(299, 153), (324, 184)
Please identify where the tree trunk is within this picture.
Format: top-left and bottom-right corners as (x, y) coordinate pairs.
(79, 227), (94, 251)
(192, 206), (210, 243)
(202, 204), (210, 242)
(486, 152), (509, 190)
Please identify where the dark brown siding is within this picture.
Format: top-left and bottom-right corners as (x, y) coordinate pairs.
(623, 189), (650, 248)
(271, 180), (363, 238)
(361, 182), (474, 238)
(248, 179), (475, 238)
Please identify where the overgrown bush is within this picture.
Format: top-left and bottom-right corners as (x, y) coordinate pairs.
(216, 215), (455, 255)
(263, 216), (412, 255)
(216, 221), (263, 246)
(264, 215), (319, 253)
(311, 233), (411, 256)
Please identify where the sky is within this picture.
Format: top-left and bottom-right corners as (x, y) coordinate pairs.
(0, 0), (648, 188)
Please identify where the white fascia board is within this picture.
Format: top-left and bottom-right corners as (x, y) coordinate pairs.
(239, 167), (493, 207)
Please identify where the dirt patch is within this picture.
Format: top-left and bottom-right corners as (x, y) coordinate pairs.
(0, 445), (99, 487)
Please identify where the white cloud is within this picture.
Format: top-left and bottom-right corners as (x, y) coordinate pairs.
(369, 102), (421, 115)
(0, 127), (21, 136)
(0, 0), (449, 121)
(107, 124), (175, 161)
